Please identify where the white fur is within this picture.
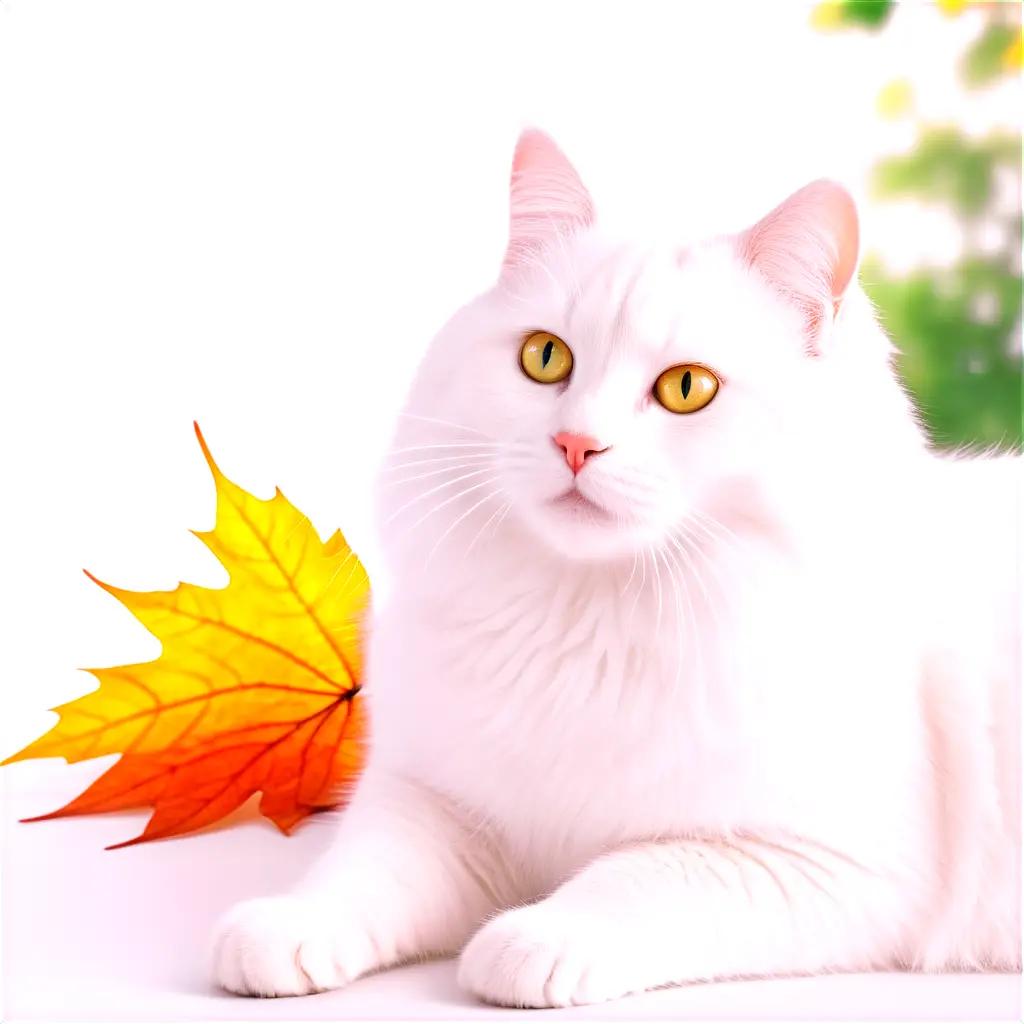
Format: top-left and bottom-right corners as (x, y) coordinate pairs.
(212, 136), (1021, 1006)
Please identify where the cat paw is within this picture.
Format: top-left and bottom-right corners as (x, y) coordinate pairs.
(458, 903), (636, 1008)
(211, 895), (366, 997)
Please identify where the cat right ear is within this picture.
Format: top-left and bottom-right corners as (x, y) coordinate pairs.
(501, 129), (595, 279)
(738, 179), (860, 354)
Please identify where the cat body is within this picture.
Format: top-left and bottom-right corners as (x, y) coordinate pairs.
(212, 132), (1020, 1006)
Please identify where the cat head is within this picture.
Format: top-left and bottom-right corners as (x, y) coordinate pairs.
(382, 130), (905, 566)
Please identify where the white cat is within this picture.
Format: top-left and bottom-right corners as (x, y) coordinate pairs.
(211, 130), (1021, 1007)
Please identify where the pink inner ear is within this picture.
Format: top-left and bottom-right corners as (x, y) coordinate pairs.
(739, 180), (860, 350)
(502, 129), (595, 277)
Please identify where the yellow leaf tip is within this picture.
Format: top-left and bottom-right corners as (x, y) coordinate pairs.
(193, 421), (223, 481)
(83, 569), (118, 596)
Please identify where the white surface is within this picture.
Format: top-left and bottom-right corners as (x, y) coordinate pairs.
(2, 761), (1020, 1022)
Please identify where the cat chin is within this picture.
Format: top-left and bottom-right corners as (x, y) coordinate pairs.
(511, 497), (658, 563)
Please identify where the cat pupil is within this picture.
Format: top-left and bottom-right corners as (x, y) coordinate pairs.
(681, 370), (692, 400)
(542, 340), (554, 367)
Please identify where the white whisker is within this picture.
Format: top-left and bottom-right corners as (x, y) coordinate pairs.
(628, 548), (649, 631)
(661, 541), (715, 734)
(425, 486), (507, 568)
(401, 474), (505, 539)
(622, 550), (639, 597)
(383, 458), (495, 490)
(667, 540), (724, 741)
(649, 543), (664, 631)
(380, 452), (498, 475)
(691, 508), (746, 553)
(385, 441), (509, 459)
(657, 544), (687, 690)
(384, 466), (497, 527)
(667, 526), (717, 622)
(396, 412), (492, 438)
(465, 499), (512, 558)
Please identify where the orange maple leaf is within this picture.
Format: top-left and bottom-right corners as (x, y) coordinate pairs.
(3, 424), (369, 849)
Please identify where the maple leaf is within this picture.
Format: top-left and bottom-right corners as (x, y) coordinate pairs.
(3, 424), (368, 849)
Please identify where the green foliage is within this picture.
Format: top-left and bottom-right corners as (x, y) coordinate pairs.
(868, 124), (1021, 448)
(862, 255), (1022, 449)
(962, 23), (1018, 88)
(871, 128), (1018, 217)
(818, 3), (1022, 450)
(839, 0), (894, 30)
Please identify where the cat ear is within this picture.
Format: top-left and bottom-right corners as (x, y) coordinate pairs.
(501, 129), (595, 278)
(738, 180), (859, 353)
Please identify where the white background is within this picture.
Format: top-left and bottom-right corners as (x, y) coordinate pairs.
(0, 1), (1020, 1020)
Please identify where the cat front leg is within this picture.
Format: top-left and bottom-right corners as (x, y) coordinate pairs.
(459, 832), (918, 1008)
(212, 770), (506, 997)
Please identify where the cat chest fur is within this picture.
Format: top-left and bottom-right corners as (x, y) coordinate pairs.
(367, 565), (799, 877)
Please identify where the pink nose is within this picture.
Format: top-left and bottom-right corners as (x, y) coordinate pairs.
(553, 432), (607, 475)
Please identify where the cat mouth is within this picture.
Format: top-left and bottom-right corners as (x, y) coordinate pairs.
(548, 487), (613, 521)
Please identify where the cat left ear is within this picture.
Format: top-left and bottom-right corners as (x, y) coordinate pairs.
(738, 180), (859, 354)
(501, 129), (595, 280)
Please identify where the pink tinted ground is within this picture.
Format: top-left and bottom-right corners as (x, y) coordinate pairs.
(2, 758), (1019, 1022)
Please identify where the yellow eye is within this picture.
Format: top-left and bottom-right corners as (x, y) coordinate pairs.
(520, 331), (573, 384)
(653, 363), (720, 414)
